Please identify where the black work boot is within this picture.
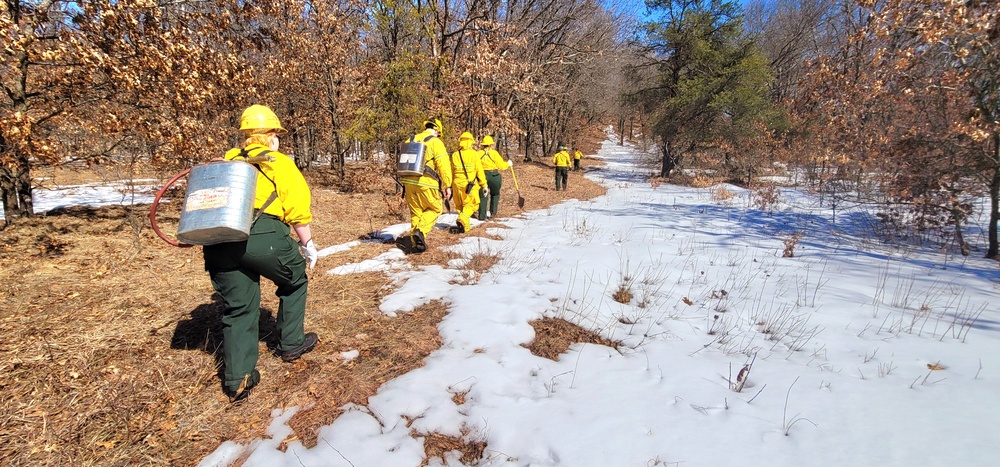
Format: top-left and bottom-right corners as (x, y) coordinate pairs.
(280, 332), (318, 362)
(396, 232), (415, 253)
(228, 369), (260, 403)
(412, 230), (427, 253)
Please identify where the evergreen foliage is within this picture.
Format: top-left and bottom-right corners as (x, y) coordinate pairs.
(635, 0), (779, 180)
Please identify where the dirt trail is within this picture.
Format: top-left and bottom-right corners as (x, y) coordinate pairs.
(0, 137), (613, 465)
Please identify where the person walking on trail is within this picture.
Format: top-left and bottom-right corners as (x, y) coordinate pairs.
(573, 147), (583, 171)
(203, 104), (319, 402)
(397, 118), (452, 254)
(478, 134), (510, 220)
(449, 132), (487, 233)
(552, 145), (572, 191)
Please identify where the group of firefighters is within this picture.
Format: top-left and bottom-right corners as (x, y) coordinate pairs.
(551, 144), (584, 191)
(395, 119), (508, 254)
(396, 117), (585, 255)
(198, 107), (585, 401)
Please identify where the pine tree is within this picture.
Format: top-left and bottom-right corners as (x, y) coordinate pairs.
(635, 0), (778, 179)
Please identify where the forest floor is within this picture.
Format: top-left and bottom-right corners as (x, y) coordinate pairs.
(0, 128), (618, 466)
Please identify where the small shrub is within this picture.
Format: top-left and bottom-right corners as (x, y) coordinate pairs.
(382, 194), (407, 221)
(612, 285), (633, 304)
(783, 233), (804, 258)
(451, 389), (469, 405)
(339, 161), (390, 193)
(752, 183), (781, 212)
(690, 175), (717, 188)
(465, 252), (499, 274)
(712, 186), (734, 201)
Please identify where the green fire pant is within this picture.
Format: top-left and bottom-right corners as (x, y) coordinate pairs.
(478, 171), (503, 219)
(555, 167), (569, 191)
(203, 214), (309, 392)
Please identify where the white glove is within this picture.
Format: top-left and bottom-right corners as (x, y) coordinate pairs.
(300, 239), (318, 270)
(507, 159), (514, 167)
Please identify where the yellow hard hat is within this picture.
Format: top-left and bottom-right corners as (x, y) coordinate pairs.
(240, 105), (287, 135)
(481, 135), (495, 146)
(458, 132), (474, 149)
(423, 118), (443, 132)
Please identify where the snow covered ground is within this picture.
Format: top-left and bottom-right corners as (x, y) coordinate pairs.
(205, 137), (1000, 466)
(16, 138), (1000, 466)
(0, 180), (156, 221)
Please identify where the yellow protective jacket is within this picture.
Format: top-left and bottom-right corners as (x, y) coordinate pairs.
(452, 147), (487, 189)
(574, 150), (583, 160)
(401, 129), (451, 189)
(224, 143), (312, 225)
(480, 148), (509, 171)
(552, 150), (572, 167)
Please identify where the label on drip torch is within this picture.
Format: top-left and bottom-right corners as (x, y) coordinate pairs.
(184, 187), (231, 212)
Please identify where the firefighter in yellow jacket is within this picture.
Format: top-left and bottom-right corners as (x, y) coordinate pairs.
(478, 135), (510, 220)
(398, 118), (452, 253)
(204, 104), (319, 402)
(450, 132), (487, 233)
(573, 148), (583, 171)
(552, 145), (572, 191)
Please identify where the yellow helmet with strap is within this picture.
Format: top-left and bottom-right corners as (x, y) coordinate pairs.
(240, 105), (288, 135)
(423, 117), (443, 132)
(459, 131), (474, 150)
(481, 135), (495, 146)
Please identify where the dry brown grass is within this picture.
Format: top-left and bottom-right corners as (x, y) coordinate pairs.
(523, 317), (620, 361)
(450, 249), (501, 285)
(664, 173), (725, 189)
(612, 285), (633, 304)
(33, 163), (167, 187)
(0, 142), (608, 465)
(419, 427), (487, 466)
(712, 186), (734, 201)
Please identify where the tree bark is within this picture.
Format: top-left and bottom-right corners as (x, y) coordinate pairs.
(950, 199), (970, 257)
(523, 121), (534, 162)
(0, 171), (18, 222)
(617, 114), (625, 145)
(660, 140), (678, 178)
(987, 132), (1000, 259)
(0, 153), (34, 220)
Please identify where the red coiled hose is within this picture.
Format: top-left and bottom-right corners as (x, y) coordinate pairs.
(149, 168), (193, 248)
